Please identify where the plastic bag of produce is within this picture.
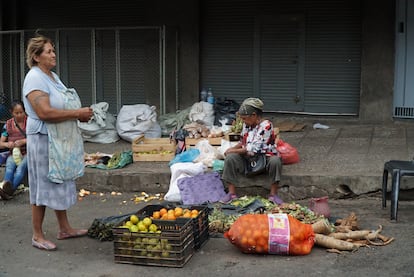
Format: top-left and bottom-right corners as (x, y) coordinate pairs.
(224, 213), (315, 255)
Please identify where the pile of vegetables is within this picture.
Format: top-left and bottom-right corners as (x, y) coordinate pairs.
(312, 213), (394, 253)
(209, 196), (395, 253)
(208, 196), (324, 234)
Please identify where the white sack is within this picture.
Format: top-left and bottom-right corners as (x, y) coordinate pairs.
(78, 102), (120, 143)
(116, 104), (161, 142)
(188, 101), (215, 127)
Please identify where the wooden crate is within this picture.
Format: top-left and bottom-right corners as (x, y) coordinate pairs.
(185, 137), (222, 148)
(132, 135), (176, 162)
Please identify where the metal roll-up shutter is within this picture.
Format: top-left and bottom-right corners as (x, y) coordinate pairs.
(200, 1), (256, 101)
(22, 0), (145, 28)
(304, 1), (361, 114)
(200, 0), (361, 115)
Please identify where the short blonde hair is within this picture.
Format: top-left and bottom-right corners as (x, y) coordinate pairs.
(25, 35), (54, 68)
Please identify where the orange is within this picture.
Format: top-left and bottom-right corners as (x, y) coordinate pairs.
(152, 211), (161, 219)
(183, 212), (192, 218)
(252, 229), (262, 240)
(174, 207), (183, 217)
(159, 208), (168, 216)
(161, 213), (168, 220)
(191, 209), (199, 216)
(166, 213), (176, 220)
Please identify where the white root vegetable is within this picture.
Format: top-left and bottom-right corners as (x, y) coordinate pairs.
(315, 234), (359, 251)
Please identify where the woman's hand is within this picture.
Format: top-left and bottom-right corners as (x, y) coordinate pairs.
(224, 144), (246, 156)
(13, 139), (26, 148)
(77, 107), (94, 122)
(7, 141), (15, 149)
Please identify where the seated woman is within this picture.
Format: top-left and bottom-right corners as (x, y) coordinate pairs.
(0, 100), (28, 200)
(220, 97), (283, 204)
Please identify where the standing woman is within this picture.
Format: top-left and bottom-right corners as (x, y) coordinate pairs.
(22, 35), (94, 251)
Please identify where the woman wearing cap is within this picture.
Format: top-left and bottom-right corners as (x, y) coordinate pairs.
(221, 97), (283, 204)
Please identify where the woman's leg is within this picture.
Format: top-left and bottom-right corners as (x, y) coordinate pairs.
(4, 155), (16, 184)
(55, 210), (87, 239)
(32, 204), (56, 248)
(12, 156), (27, 189)
(222, 153), (245, 195)
(267, 156), (284, 204)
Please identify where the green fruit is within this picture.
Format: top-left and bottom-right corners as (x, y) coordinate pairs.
(137, 221), (147, 232)
(161, 251), (170, 258)
(142, 217), (152, 227)
(129, 225), (139, 232)
(149, 223), (158, 233)
(130, 215), (139, 225)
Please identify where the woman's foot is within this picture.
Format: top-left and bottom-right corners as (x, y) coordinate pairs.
(219, 193), (238, 204)
(32, 237), (57, 251)
(268, 194), (284, 205)
(0, 181), (13, 200)
(57, 228), (88, 240)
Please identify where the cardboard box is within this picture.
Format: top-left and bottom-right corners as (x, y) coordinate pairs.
(132, 135), (175, 162)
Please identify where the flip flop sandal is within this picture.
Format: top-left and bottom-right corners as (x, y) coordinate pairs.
(32, 238), (57, 251)
(57, 229), (88, 240)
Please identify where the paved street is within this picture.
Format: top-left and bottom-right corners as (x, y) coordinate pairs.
(0, 191), (413, 277)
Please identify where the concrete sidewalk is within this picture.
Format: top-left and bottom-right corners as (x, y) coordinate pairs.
(79, 117), (414, 202)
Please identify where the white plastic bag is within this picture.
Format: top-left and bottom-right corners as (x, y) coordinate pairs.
(78, 102), (120, 143)
(217, 139), (238, 158)
(193, 139), (224, 167)
(188, 101), (215, 127)
(116, 104), (161, 142)
(164, 162), (206, 202)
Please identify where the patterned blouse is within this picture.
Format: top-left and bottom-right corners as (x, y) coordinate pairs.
(240, 119), (278, 156)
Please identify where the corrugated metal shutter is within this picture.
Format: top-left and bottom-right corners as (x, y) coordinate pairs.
(23, 0), (145, 28)
(259, 14), (305, 112)
(200, 2), (256, 101)
(200, 0), (361, 114)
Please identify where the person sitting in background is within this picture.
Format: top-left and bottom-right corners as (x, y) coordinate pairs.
(0, 100), (28, 200)
(220, 97), (284, 204)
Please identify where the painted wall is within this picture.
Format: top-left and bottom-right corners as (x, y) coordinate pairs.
(360, 0), (396, 122)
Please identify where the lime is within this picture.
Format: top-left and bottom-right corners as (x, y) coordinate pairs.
(130, 215), (139, 225)
(149, 223), (158, 233)
(137, 221), (147, 232)
(130, 224), (139, 232)
(142, 217), (152, 227)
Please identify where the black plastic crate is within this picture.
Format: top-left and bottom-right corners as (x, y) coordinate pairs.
(181, 205), (210, 250)
(137, 204), (210, 250)
(113, 218), (194, 267)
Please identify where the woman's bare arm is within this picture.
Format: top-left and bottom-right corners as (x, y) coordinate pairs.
(26, 90), (92, 123)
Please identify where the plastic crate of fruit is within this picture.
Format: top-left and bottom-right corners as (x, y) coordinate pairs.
(113, 216), (194, 267)
(137, 204), (210, 250)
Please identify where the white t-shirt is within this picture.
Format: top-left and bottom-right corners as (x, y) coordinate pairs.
(22, 66), (67, 135)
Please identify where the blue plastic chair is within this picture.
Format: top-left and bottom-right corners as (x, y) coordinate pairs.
(382, 160), (414, 220)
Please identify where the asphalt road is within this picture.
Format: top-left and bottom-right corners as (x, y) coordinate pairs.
(0, 191), (413, 277)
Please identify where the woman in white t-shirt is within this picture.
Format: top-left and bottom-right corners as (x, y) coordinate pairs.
(23, 34), (94, 251)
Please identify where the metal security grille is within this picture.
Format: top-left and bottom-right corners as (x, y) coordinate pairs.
(200, 0), (362, 115)
(0, 27), (165, 117)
